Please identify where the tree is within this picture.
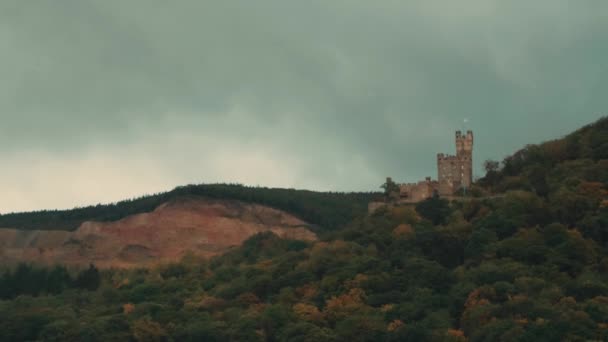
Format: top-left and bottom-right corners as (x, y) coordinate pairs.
(528, 165), (550, 196)
(74, 264), (101, 291)
(484, 160), (500, 173)
(131, 317), (168, 342)
(481, 159), (502, 188)
(381, 178), (399, 201)
(415, 195), (451, 225)
(465, 228), (498, 260)
(47, 265), (72, 294)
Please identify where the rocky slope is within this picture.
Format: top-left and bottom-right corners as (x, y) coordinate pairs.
(0, 198), (316, 268)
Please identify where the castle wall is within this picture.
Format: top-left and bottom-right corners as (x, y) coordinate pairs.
(398, 178), (438, 203)
(437, 155), (461, 196)
(378, 129), (473, 205)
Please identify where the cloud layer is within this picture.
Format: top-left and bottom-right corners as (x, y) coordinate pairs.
(1, 1), (607, 212)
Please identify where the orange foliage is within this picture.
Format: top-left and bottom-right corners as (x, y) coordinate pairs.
(293, 303), (323, 322)
(113, 277), (130, 289)
(461, 287), (497, 336)
(393, 224), (415, 239)
(464, 288), (494, 309)
(447, 329), (467, 341)
(577, 181), (608, 200)
(123, 303), (135, 315)
(324, 288), (367, 320)
(325, 290), (362, 310)
(447, 329), (465, 337)
(380, 304), (395, 312)
(387, 320), (404, 332)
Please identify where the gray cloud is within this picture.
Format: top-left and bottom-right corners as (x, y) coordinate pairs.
(1, 1), (607, 212)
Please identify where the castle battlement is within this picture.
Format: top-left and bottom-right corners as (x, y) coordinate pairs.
(437, 153), (458, 161)
(456, 130), (473, 139)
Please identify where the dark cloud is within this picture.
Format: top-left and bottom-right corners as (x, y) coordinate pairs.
(1, 1), (607, 211)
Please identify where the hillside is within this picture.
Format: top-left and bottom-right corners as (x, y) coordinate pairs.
(0, 184), (379, 232)
(1, 119), (608, 341)
(0, 198), (316, 268)
(480, 117), (608, 201)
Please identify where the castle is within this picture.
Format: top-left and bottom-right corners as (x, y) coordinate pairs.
(384, 130), (474, 204)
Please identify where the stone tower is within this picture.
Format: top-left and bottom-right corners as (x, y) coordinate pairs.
(437, 130), (473, 196)
(456, 130), (474, 188)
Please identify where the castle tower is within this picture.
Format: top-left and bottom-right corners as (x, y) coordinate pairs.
(437, 130), (473, 196)
(456, 130), (473, 188)
(456, 131), (473, 155)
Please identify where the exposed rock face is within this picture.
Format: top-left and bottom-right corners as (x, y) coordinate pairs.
(0, 198), (316, 268)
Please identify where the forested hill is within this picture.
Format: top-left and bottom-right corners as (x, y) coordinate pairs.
(0, 184), (379, 232)
(480, 116), (608, 199)
(2, 119), (608, 341)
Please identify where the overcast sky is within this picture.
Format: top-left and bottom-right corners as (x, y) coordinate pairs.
(1, 1), (606, 213)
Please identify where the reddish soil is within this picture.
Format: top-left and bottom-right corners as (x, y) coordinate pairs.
(0, 198), (316, 268)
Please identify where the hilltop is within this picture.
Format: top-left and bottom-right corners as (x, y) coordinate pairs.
(0, 184), (378, 232)
(0, 185), (377, 268)
(480, 116), (608, 199)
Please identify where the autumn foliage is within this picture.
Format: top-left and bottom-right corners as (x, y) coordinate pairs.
(2, 118), (608, 341)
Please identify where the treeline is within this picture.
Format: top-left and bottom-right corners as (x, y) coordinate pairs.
(480, 116), (608, 198)
(0, 184), (379, 232)
(0, 264), (101, 300)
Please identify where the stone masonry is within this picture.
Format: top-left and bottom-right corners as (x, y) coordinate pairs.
(379, 130), (473, 206)
(437, 130), (474, 197)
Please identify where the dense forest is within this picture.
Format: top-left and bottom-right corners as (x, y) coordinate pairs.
(0, 184), (378, 232)
(1, 118), (608, 341)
